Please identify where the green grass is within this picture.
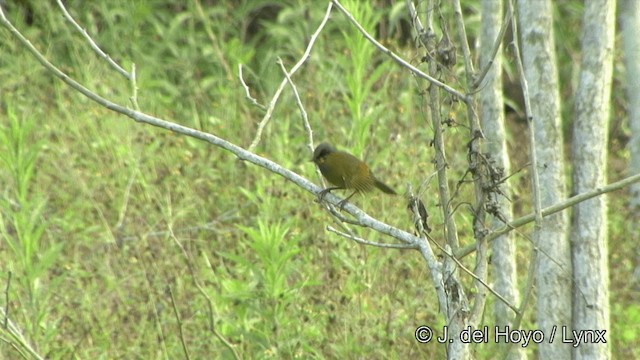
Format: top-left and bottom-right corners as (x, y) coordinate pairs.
(0, 0), (637, 359)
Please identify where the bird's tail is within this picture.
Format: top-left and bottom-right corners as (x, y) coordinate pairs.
(374, 179), (396, 195)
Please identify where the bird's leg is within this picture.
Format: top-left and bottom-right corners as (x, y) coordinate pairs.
(337, 191), (357, 210)
(318, 187), (341, 201)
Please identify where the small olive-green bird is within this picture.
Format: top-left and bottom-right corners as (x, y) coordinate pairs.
(312, 143), (395, 206)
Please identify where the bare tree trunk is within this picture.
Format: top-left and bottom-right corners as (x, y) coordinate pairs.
(571, 0), (615, 359)
(621, 0), (640, 302)
(479, 1), (523, 359)
(404, 2), (469, 358)
(516, 1), (571, 358)
(621, 0), (640, 213)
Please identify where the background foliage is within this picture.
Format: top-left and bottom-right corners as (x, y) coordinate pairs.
(0, 0), (637, 358)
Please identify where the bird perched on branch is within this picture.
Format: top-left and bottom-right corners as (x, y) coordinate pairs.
(312, 143), (396, 207)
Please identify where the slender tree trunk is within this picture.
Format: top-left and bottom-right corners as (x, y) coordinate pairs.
(479, 1), (523, 359)
(405, 2), (469, 358)
(571, 0), (615, 359)
(621, 0), (640, 213)
(516, 1), (571, 358)
(478, 0), (524, 360)
(620, 0), (640, 309)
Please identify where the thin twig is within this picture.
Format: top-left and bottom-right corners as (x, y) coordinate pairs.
(327, 226), (418, 249)
(472, 10), (512, 90)
(135, 239), (170, 358)
(0, 310), (45, 360)
(247, 2), (333, 152)
(168, 286), (191, 360)
(453, 0), (490, 328)
(55, 0), (130, 79)
(0, 337), (29, 359)
(170, 231), (242, 360)
(507, 0), (542, 225)
(277, 55), (327, 190)
(113, 168), (137, 245)
(238, 64), (266, 111)
(428, 233), (520, 314)
(452, 0), (476, 77)
(405, 0), (432, 52)
(129, 63), (140, 111)
(498, 245), (537, 360)
(456, 171), (640, 258)
(3, 271), (10, 329)
(406, 0), (462, 251)
(332, 0), (469, 103)
(276, 58), (314, 156)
